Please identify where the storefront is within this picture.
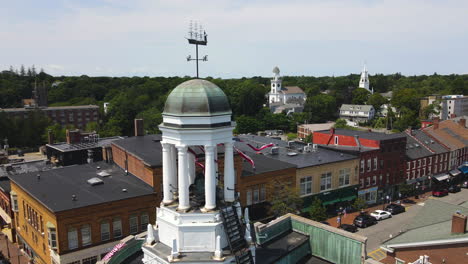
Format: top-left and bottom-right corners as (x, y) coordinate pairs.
(449, 169), (463, 185)
(407, 176), (431, 191)
(431, 173), (450, 188)
(302, 185), (359, 213)
(358, 186), (378, 204)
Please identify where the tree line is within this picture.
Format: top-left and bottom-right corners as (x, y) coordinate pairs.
(0, 66), (467, 148)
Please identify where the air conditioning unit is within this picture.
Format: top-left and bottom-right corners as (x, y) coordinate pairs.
(312, 144), (318, 152)
(304, 146), (311, 153)
(270, 147), (279, 155)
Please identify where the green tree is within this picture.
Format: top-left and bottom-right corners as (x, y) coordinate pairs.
(304, 134), (312, 143)
(351, 88), (371, 105)
(334, 118), (348, 128)
(269, 181), (303, 216)
(304, 94), (337, 123)
(308, 198), (328, 221)
(367, 93), (388, 114)
(234, 115), (260, 134)
(394, 107), (420, 131)
(353, 197), (367, 211)
(136, 108), (163, 134)
(373, 117), (386, 129)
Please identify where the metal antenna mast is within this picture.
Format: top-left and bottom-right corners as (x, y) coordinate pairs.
(186, 20), (208, 78)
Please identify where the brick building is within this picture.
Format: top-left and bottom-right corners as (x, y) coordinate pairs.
(1, 105), (100, 128)
(9, 161), (156, 264)
(296, 122), (335, 140)
(237, 135), (360, 212)
(423, 118), (468, 170)
(313, 128), (407, 204)
(381, 199), (468, 264)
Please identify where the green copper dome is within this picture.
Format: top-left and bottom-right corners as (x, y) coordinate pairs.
(163, 79), (232, 117)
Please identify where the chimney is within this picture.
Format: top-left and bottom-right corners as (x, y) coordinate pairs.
(47, 129), (54, 144)
(433, 117), (440, 130)
(87, 149), (94, 164)
(134, 119), (144, 136)
(451, 212), (467, 234)
(459, 118), (466, 128)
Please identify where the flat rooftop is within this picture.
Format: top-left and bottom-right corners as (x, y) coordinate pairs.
(256, 231), (310, 263)
(112, 135), (163, 168)
(9, 161), (154, 213)
(316, 128), (405, 141)
(237, 135), (358, 169)
(47, 136), (124, 152)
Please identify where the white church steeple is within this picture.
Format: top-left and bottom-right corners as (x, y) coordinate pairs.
(359, 64), (372, 94)
(270, 66), (282, 103)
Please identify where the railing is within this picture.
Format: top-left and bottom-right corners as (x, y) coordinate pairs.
(97, 234), (145, 264)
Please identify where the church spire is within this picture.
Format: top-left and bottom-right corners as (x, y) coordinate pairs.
(359, 63), (372, 94)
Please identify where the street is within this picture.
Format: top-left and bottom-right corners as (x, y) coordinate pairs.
(360, 189), (468, 260)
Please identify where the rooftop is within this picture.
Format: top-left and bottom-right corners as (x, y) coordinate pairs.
(0, 177), (11, 193)
(280, 86), (305, 94)
(0, 160), (51, 177)
(237, 135), (358, 169)
(298, 122), (335, 131)
(112, 135), (163, 168)
(9, 161), (154, 213)
(423, 120), (468, 150)
(1, 105), (99, 112)
(316, 128), (405, 141)
(236, 146), (296, 176)
(410, 130), (448, 154)
(340, 104), (374, 112)
(47, 136), (124, 152)
(403, 132), (434, 160)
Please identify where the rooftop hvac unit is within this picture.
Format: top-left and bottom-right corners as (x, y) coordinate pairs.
(87, 177), (104, 186)
(270, 146), (279, 155)
(304, 146), (311, 153)
(312, 144), (318, 152)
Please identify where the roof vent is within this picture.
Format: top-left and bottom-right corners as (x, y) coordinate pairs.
(287, 152), (298, 156)
(97, 171), (111, 177)
(87, 177), (104, 186)
(72, 194), (77, 201)
(430, 140), (435, 144)
(122, 188), (127, 192)
(415, 143), (420, 148)
(96, 166), (101, 170)
(340, 153), (344, 157)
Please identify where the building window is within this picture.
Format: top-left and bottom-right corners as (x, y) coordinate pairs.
(380, 160), (384, 169)
(422, 168), (426, 176)
(334, 136), (339, 145)
(253, 188), (260, 203)
(412, 161), (416, 169)
(379, 174), (383, 184)
(101, 221), (110, 241)
(11, 194), (18, 212)
(81, 225), (91, 246)
(406, 171), (410, 179)
(320, 173), (332, 191)
(339, 168), (350, 186)
(113, 218), (122, 238)
(360, 160), (364, 173)
(366, 177), (371, 186)
(246, 189), (252, 205)
(412, 170), (415, 179)
(360, 179), (364, 188)
(429, 157), (432, 165)
(48, 228), (57, 249)
(386, 173), (390, 184)
(406, 162), (410, 171)
(260, 185), (266, 201)
(367, 159), (371, 172)
(423, 158), (426, 167)
(372, 176), (377, 185)
(129, 215), (138, 234)
(68, 228), (78, 250)
(82, 256), (98, 264)
(418, 160), (421, 168)
(300, 176), (313, 195)
(428, 166), (432, 175)
(435, 155), (438, 163)
(373, 158), (378, 171)
(140, 213), (149, 231)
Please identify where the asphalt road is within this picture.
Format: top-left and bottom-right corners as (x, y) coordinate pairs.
(358, 188), (468, 253)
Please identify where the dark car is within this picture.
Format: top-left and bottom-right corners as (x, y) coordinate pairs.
(385, 203), (406, 215)
(353, 214), (377, 228)
(432, 189), (449, 197)
(339, 224), (358, 233)
(448, 185), (461, 193)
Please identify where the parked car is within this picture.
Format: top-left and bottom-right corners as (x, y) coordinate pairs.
(339, 224), (358, 233)
(448, 185), (461, 193)
(385, 203), (406, 215)
(462, 181), (468, 188)
(370, 210), (392, 220)
(432, 189), (449, 197)
(353, 214), (378, 228)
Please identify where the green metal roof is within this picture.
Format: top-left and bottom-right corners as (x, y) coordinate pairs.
(163, 79), (232, 117)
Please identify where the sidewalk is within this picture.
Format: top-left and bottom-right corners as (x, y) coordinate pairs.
(0, 233), (29, 264)
(326, 191), (432, 228)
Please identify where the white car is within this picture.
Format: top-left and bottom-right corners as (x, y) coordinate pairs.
(370, 210), (392, 220)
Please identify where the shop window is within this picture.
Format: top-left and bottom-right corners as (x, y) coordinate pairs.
(81, 225), (91, 246)
(101, 221), (110, 241)
(339, 168), (350, 186)
(300, 176), (313, 195)
(48, 227), (57, 249)
(140, 213), (149, 231)
(129, 215), (138, 234)
(320, 172), (332, 191)
(68, 228), (78, 250)
(113, 218), (122, 238)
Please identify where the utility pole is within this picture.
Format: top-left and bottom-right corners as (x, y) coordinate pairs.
(186, 21), (208, 78)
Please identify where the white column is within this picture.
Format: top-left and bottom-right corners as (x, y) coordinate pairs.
(176, 145), (190, 211)
(169, 145), (178, 196)
(188, 152), (196, 185)
(224, 142), (235, 202)
(204, 145), (216, 210)
(161, 142), (173, 204)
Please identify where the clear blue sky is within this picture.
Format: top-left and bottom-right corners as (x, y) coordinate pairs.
(1, 0), (467, 78)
